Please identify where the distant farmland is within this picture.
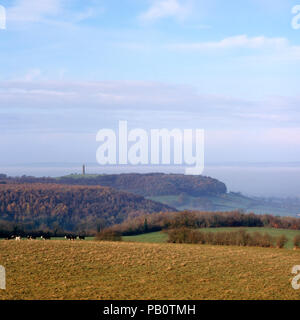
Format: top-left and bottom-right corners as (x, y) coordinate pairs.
(1, 240), (300, 300)
(124, 227), (300, 249)
(148, 193), (300, 216)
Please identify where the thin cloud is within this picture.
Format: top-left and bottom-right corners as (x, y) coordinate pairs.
(139, 0), (191, 22)
(7, 0), (101, 26)
(7, 0), (62, 23)
(167, 34), (300, 63)
(168, 35), (289, 50)
(0, 80), (299, 130)
(0, 80), (251, 111)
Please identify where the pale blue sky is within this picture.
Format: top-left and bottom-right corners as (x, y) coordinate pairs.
(0, 0), (300, 166)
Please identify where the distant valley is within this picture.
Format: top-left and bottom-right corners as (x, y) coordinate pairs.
(0, 172), (299, 237)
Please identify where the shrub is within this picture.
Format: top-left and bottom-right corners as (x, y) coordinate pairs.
(167, 228), (284, 249)
(234, 230), (250, 246)
(188, 230), (205, 244)
(95, 230), (122, 242)
(247, 232), (274, 248)
(167, 228), (192, 243)
(293, 235), (300, 248)
(276, 235), (288, 248)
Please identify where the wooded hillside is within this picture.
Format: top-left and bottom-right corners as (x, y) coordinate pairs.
(0, 183), (174, 234)
(0, 173), (227, 197)
(57, 173), (227, 197)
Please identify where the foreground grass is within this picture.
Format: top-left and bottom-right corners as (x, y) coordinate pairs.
(124, 227), (300, 249)
(1, 241), (300, 300)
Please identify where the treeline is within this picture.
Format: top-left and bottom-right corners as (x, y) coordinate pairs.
(108, 210), (300, 236)
(0, 218), (89, 238)
(0, 183), (173, 234)
(0, 220), (69, 238)
(0, 173), (227, 197)
(167, 228), (288, 248)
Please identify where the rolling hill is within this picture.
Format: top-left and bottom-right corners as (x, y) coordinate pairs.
(0, 183), (174, 234)
(54, 174), (300, 216)
(148, 192), (300, 216)
(1, 172), (299, 216)
(55, 173), (227, 197)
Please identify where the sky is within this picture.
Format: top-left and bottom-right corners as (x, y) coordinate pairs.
(0, 0), (300, 167)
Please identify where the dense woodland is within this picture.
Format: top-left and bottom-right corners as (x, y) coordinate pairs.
(0, 183), (173, 236)
(0, 173), (227, 197)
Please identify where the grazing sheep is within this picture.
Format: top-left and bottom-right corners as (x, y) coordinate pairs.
(5, 235), (16, 240)
(27, 235), (36, 240)
(65, 235), (76, 241)
(41, 235), (51, 240)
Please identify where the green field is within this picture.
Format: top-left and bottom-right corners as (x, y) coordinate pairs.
(124, 227), (300, 249)
(123, 232), (168, 243)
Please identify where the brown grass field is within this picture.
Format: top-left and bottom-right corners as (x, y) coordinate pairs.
(1, 240), (300, 300)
